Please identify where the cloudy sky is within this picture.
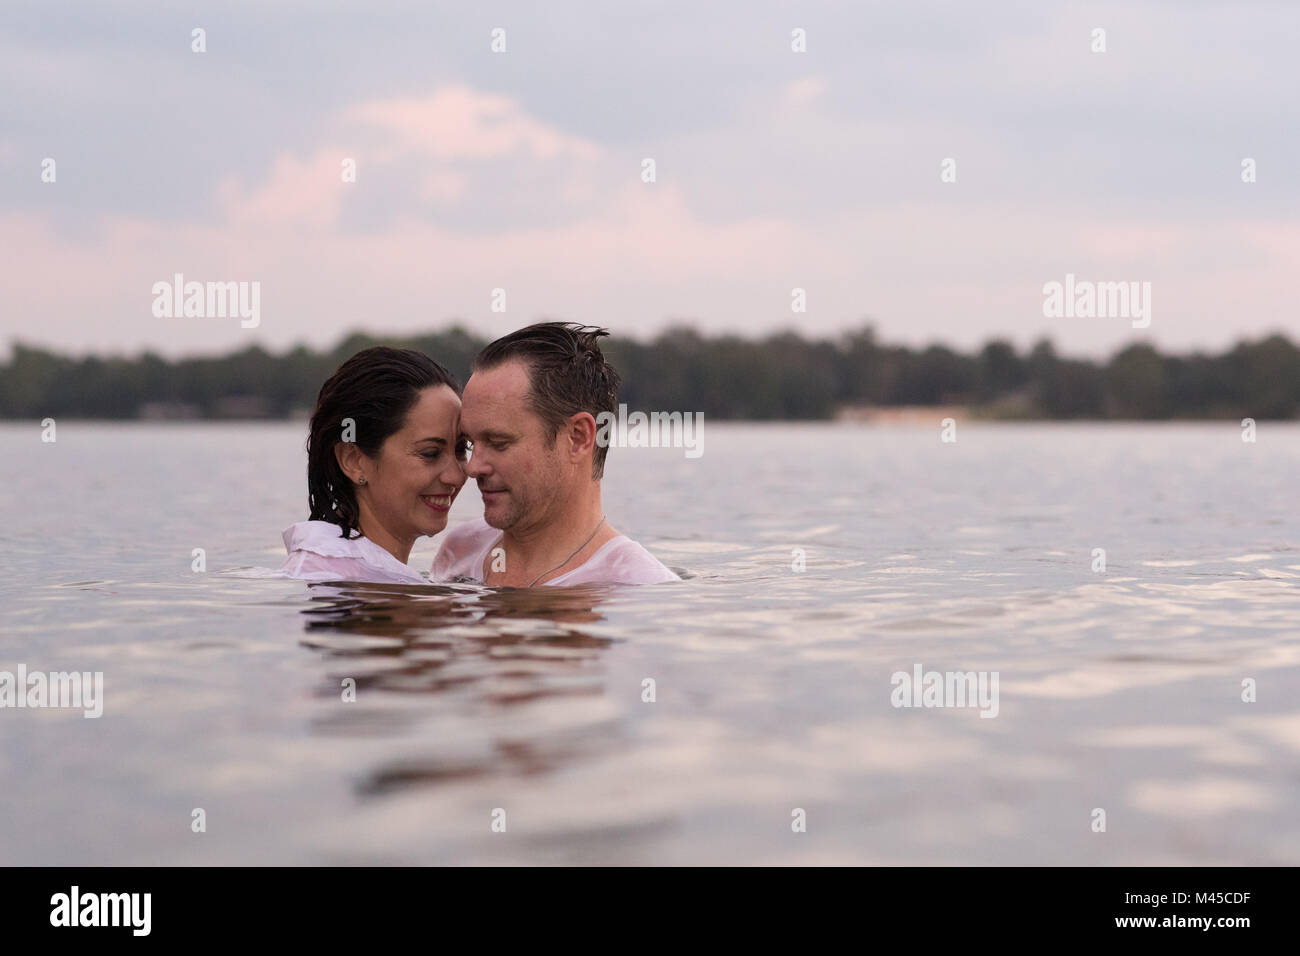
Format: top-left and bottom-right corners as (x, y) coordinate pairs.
(2, 0), (1297, 361)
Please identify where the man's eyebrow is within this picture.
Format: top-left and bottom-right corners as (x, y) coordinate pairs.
(473, 430), (514, 442)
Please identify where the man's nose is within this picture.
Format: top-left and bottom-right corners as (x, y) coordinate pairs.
(465, 451), (488, 479)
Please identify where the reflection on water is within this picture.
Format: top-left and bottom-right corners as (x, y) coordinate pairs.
(298, 583), (622, 797)
(3, 422), (1300, 864)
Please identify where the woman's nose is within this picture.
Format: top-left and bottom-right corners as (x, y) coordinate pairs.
(443, 458), (468, 486)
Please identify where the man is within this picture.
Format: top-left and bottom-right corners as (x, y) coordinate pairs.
(431, 322), (679, 587)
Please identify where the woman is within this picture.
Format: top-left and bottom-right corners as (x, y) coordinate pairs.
(277, 346), (468, 584)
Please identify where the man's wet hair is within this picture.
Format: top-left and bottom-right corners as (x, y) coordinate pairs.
(474, 322), (621, 479)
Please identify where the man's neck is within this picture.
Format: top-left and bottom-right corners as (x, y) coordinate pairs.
(494, 487), (609, 585)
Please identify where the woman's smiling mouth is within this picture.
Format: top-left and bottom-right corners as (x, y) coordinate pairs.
(420, 494), (453, 511)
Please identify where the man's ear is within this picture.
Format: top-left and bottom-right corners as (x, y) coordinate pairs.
(566, 412), (597, 468)
(334, 440), (365, 483)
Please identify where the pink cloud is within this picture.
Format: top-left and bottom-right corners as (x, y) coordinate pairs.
(216, 152), (347, 229)
(344, 83), (604, 162)
(4, 82), (1299, 360)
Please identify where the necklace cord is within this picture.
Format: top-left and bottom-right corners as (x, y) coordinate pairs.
(527, 515), (606, 587)
(485, 515), (608, 587)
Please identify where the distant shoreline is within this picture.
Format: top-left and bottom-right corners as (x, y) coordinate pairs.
(3, 323), (1298, 421)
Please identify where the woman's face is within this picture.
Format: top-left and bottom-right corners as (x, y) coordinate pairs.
(354, 384), (468, 542)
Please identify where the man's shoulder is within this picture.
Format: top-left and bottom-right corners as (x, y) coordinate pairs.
(440, 517), (498, 550)
(612, 536), (680, 582)
(564, 533), (679, 585)
(431, 517), (498, 580)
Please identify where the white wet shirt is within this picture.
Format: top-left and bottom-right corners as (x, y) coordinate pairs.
(276, 520), (430, 585)
(432, 517), (679, 586)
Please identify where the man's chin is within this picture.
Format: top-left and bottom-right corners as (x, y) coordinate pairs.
(481, 502), (514, 530)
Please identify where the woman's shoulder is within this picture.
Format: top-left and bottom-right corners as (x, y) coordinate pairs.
(281, 520), (368, 558)
(279, 520), (427, 584)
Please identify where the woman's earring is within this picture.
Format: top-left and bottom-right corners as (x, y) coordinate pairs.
(358, 476), (366, 485)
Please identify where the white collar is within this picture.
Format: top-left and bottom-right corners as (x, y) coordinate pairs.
(281, 520), (426, 583)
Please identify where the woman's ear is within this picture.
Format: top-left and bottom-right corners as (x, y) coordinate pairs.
(334, 441), (365, 483)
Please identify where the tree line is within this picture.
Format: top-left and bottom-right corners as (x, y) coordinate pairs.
(1, 325), (1297, 420)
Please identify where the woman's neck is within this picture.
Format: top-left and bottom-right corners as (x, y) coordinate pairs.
(356, 513), (415, 565)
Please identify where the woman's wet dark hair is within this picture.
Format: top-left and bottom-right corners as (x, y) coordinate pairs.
(307, 346), (461, 538)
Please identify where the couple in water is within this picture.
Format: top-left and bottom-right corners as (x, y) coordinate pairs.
(277, 322), (678, 587)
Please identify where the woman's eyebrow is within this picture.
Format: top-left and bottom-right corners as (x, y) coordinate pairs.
(415, 437), (448, 446)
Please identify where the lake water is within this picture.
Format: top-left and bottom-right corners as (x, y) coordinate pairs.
(2, 421), (1298, 865)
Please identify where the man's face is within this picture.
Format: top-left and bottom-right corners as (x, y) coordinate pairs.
(460, 360), (567, 531)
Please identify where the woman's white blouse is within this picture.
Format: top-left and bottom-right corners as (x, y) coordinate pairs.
(276, 520), (429, 585)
